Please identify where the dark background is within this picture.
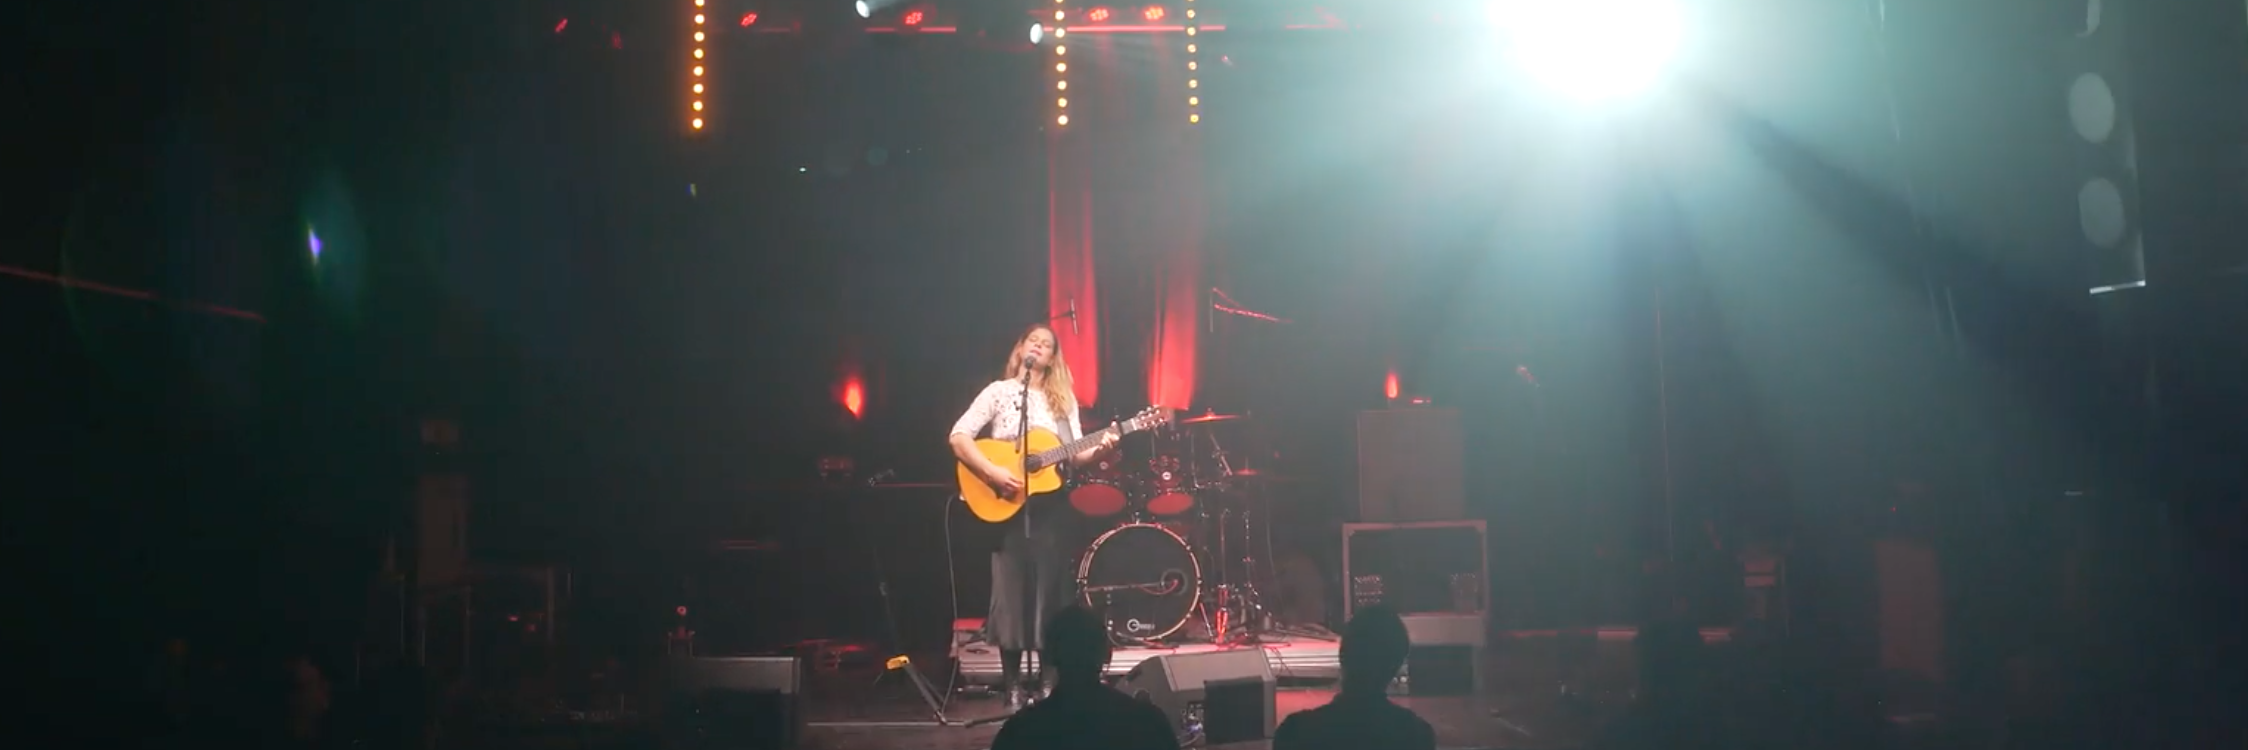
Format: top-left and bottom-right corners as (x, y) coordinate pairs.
(8, 0), (2246, 716)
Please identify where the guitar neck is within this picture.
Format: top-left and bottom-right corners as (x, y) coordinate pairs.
(1031, 425), (1117, 470)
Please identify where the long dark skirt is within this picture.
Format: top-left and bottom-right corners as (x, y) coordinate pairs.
(986, 494), (1083, 651)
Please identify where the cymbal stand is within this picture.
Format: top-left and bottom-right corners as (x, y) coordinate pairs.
(1187, 486), (1268, 646)
(1201, 426), (1236, 481)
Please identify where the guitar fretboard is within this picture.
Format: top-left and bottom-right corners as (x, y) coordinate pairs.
(1029, 426), (1116, 470)
(1024, 409), (1161, 471)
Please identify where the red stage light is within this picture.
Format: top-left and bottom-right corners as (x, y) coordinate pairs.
(739, 12), (758, 27)
(902, 9), (924, 25)
(842, 377), (866, 419)
(1088, 7), (1111, 22)
(1384, 370), (1400, 400)
(554, 18), (569, 33)
(1142, 5), (1164, 21)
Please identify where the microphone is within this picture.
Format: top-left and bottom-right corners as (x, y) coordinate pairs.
(1068, 297), (1078, 336)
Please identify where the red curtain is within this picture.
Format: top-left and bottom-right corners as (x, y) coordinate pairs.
(1049, 30), (1205, 414)
(1048, 124), (1100, 408)
(1144, 35), (1202, 413)
(1146, 150), (1202, 412)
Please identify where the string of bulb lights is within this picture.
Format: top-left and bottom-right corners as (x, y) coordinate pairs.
(690, 0), (707, 131)
(1185, 0), (1199, 124)
(1053, 0), (1070, 127)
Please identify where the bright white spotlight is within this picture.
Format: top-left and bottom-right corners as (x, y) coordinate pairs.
(1030, 22), (1045, 43)
(855, 1), (871, 18)
(1490, 0), (1684, 102)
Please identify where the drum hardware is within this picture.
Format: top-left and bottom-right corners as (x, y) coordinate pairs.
(1066, 411), (1311, 647)
(1202, 500), (1279, 645)
(1143, 411), (1247, 517)
(1081, 579), (1186, 596)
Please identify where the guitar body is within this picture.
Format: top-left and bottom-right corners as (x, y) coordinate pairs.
(954, 406), (1170, 523)
(958, 429), (1068, 523)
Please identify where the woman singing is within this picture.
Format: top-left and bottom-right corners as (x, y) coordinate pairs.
(949, 324), (1118, 709)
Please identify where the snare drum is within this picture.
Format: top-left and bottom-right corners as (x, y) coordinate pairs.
(1068, 458), (1132, 517)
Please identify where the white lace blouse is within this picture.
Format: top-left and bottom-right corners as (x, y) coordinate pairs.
(949, 380), (1083, 444)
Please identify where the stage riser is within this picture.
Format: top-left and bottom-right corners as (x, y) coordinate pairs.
(952, 640), (1340, 684)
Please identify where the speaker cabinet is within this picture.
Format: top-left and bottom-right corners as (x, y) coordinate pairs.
(1116, 650), (1276, 744)
(1357, 408), (1465, 522)
(660, 656), (803, 750)
(1341, 521), (1488, 620)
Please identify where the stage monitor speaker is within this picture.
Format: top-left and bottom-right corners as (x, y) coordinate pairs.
(1357, 408), (1464, 521)
(661, 656), (803, 750)
(1401, 613), (1487, 696)
(1116, 650), (1277, 744)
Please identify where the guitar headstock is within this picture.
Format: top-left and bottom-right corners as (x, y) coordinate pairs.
(1119, 406), (1173, 433)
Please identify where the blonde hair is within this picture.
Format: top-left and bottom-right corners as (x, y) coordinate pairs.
(1004, 324), (1076, 427)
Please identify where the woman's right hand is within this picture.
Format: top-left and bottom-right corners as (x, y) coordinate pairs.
(981, 464), (1026, 497)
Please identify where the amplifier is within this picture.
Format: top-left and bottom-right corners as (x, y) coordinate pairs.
(1341, 521), (1488, 620)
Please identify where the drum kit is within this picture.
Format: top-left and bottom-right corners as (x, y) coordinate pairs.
(1067, 409), (1283, 646)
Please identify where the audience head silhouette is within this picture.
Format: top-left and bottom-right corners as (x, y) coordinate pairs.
(1338, 605), (1410, 694)
(1043, 606), (1113, 684)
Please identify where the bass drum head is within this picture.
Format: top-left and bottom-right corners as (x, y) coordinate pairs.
(1078, 524), (1201, 642)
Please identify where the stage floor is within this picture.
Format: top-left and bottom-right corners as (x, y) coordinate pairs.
(797, 629), (1650, 750)
(446, 626), (1739, 750)
(803, 681), (1609, 750)
(949, 631), (1346, 685)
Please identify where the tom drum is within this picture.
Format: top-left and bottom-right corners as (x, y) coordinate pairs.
(1068, 457), (1132, 517)
(1145, 455), (1196, 516)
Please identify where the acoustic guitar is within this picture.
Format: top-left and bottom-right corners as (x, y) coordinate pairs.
(957, 406), (1171, 523)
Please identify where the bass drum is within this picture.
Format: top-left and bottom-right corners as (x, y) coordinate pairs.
(1078, 523), (1202, 642)
(1068, 457), (1133, 517)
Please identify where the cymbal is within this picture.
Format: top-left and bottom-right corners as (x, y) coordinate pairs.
(1225, 468), (1307, 482)
(1179, 411), (1246, 425)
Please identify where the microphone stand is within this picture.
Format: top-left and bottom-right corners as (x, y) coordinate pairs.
(961, 358), (1039, 731)
(1016, 356), (1036, 538)
(963, 356), (1042, 730)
